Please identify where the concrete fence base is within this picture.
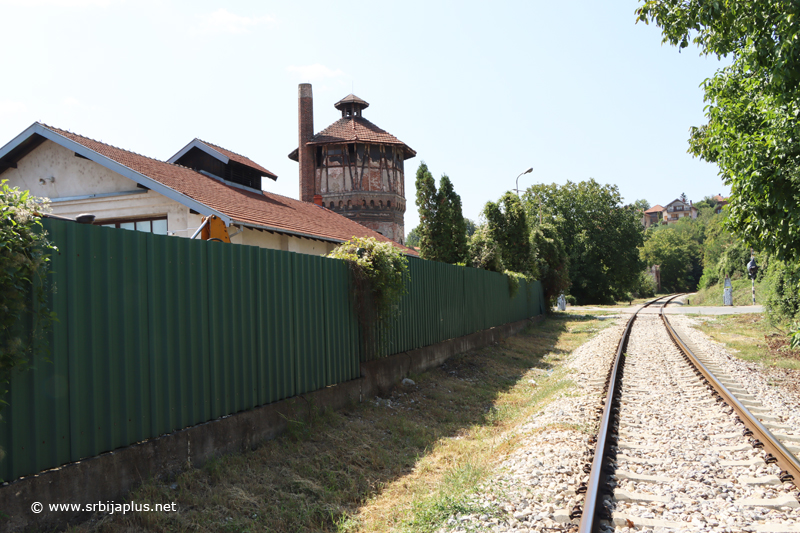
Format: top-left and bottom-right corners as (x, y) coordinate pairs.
(0, 315), (542, 532)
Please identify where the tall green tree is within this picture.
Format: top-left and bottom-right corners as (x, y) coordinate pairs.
(413, 163), (468, 264)
(523, 179), (644, 304)
(637, 0), (800, 262)
(530, 218), (570, 309)
(438, 175), (468, 264)
(483, 192), (533, 275)
(414, 162), (440, 258)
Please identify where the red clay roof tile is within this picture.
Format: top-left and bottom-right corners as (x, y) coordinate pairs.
(288, 116), (415, 161)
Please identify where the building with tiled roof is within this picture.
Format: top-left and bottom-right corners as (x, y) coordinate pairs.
(641, 198), (699, 228)
(288, 84), (415, 245)
(712, 193), (729, 214)
(662, 197), (698, 225)
(0, 122), (416, 255)
(642, 204), (667, 228)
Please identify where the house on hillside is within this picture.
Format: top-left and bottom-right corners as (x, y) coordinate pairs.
(642, 197), (699, 227)
(663, 197), (697, 224)
(712, 194), (729, 214)
(0, 123), (415, 255)
(642, 205), (667, 228)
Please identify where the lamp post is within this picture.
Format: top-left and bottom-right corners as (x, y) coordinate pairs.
(515, 167), (533, 196)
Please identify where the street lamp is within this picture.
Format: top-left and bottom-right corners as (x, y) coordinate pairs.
(515, 167), (533, 196)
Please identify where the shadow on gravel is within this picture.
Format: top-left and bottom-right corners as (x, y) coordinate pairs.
(68, 313), (607, 533)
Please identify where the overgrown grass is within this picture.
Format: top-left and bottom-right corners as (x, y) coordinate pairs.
(695, 313), (800, 370)
(67, 312), (614, 533)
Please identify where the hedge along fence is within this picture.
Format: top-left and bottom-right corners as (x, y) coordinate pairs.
(0, 218), (544, 482)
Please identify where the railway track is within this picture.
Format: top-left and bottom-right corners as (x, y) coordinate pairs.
(576, 295), (800, 532)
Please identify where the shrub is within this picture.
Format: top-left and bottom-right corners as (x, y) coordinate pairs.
(503, 270), (529, 298)
(0, 180), (56, 401)
(697, 266), (717, 290)
(762, 258), (800, 324)
(467, 225), (503, 272)
(631, 270), (657, 298)
(328, 237), (409, 359)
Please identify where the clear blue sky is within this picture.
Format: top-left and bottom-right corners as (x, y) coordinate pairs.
(0, 0), (729, 235)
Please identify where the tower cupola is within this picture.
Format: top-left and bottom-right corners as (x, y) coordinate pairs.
(334, 94), (369, 118)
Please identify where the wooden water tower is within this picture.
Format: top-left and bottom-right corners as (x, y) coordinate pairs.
(289, 84), (416, 245)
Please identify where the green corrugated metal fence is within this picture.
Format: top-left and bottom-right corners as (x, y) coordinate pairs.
(0, 219), (543, 482)
(372, 258), (545, 360)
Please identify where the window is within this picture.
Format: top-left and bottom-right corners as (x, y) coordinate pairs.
(369, 145), (381, 165)
(327, 146), (343, 166)
(100, 217), (168, 235)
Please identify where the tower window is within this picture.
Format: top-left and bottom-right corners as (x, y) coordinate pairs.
(327, 146), (343, 166)
(369, 145), (381, 165)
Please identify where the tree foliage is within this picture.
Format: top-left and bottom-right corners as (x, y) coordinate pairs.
(523, 180), (644, 304)
(463, 218), (476, 238)
(0, 180), (56, 399)
(414, 162), (439, 257)
(640, 226), (701, 292)
(637, 0), (800, 262)
(437, 175), (469, 263)
(483, 192), (533, 275)
(414, 163), (468, 264)
(467, 225), (504, 273)
(405, 226), (420, 248)
(530, 219), (570, 309)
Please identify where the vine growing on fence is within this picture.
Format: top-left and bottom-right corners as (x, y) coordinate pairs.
(0, 180), (56, 403)
(328, 237), (409, 359)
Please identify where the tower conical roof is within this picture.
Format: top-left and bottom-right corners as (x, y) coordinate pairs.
(334, 94), (369, 111)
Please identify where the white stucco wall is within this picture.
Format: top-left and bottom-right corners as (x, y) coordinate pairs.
(6, 140), (136, 197)
(232, 226), (336, 255)
(1, 139), (341, 255)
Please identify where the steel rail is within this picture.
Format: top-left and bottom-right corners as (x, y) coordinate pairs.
(577, 294), (682, 532)
(661, 313), (800, 490)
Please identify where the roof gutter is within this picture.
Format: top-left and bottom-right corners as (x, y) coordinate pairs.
(21, 124), (232, 226)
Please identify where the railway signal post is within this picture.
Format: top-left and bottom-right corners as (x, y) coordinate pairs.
(747, 256), (759, 305)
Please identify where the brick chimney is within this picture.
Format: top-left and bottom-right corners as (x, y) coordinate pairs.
(298, 84), (314, 203)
